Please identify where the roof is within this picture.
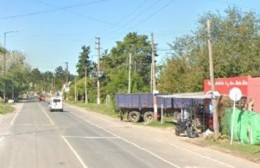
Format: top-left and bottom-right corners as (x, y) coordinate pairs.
(156, 92), (212, 99)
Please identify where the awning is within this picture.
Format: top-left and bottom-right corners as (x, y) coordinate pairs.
(156, 92), (212, 109)
(156, 92), (212, 99)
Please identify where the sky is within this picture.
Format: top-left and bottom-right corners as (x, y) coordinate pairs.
(0, 0), (259, 75)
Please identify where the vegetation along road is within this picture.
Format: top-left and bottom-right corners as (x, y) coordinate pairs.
(0, 100), (259, 168)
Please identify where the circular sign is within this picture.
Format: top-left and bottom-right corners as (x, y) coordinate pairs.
(229, 87), (242, 101)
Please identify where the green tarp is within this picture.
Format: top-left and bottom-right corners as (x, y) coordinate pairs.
(225, 109), (260, 144)
(251, 113), (260, 144)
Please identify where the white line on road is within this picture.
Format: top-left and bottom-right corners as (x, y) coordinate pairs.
(0, 137), (4, 143)
(37, 103), (55, 125)
(9, 123), (54, 126)
(169, 143), (235, 168)
(61, 136), (89, 168)
(71, 112), (181, 168)
(10, 103), (24, 126)
(64, 136), (119, 139)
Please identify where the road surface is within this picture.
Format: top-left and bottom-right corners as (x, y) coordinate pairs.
(0, 100), (259, 168)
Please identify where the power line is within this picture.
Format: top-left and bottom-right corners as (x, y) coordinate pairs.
(114, 0), (148, 25)
(106, 0), (175, 41)
(128, 0), (175, 30)
(0, 0), (110, 20)
(103, 0), (164, 40)
(109, 0), (158, 34)
(33, 0), (114, 26)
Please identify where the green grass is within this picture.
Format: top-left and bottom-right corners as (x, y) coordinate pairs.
(139, 119), (176, 129)
(0, 103), (15, 114)
(65, 100), (118, 118)
(191, 135), (260, 163)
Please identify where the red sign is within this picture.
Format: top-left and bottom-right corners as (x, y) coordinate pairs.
(204, 76), (248, 96)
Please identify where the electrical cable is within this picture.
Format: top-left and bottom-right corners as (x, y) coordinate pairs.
(0, 0), (110, 20)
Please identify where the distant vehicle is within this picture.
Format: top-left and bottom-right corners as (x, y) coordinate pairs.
(39, 95), (45, 101)
(49, 97), (63, 112)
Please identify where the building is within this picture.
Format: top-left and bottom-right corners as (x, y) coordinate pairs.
(204, 76), (260, 112)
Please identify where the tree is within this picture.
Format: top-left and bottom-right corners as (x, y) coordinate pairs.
(54, 66), (66, 92)
(28, 68), (43, 93)
(101, 32), (152, 96)
(42, 71), (54, 93)
(4, 50), (31, 98)
(158, 7), (259, 137)
(76, 46), (95, 78)
(159, 7), (260, 93)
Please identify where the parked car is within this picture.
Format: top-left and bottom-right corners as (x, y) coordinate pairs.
(49, 97), (63, 112)
(39, 95), (45, 101)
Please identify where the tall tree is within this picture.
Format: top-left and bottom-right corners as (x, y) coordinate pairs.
(42, 71), (54, 93)
(54, 66), (66, 91)
(101, 32), (152, 96)
(4, 50), (31, 98)
(158, 7), (260, 93)
(76, 46), (95, 78)
(29, 68), (42, 92)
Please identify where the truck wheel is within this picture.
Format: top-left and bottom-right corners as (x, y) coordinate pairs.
(128, 111), (141, 123)
(143, 111), (154, 123)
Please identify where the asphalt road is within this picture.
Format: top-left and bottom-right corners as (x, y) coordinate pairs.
(0, 100), (259, 168)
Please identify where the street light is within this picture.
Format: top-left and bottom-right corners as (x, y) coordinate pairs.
(3, 30), (19, 104)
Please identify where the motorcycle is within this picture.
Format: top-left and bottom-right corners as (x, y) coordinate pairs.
(175, 119), (198, 138)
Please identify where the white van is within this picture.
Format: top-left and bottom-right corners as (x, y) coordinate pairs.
(49, 97), (63, 112)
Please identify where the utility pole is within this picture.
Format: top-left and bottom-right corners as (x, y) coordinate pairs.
(96, 37), (101, 105)
(74, 76), (77, 102)
(207, 19), (219, 138)
(11, 51), (14, 100)
(84, 67), (88, 103)
(151, 33), (156, 92)
(150, 62), (153, 92)
(151, 33), (158, 120)
(65, 62), (69, 100)
(52, 75), (55, 95)
(128, 53), (132, 93)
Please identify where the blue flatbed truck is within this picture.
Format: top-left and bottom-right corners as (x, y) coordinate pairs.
(115, 93), (173, 122)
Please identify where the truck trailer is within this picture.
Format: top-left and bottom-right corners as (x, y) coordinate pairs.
(115, 93), (173, 122)
(115, 92), (212, 131)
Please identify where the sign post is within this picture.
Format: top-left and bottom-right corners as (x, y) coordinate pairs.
(229, 87), (242, 145)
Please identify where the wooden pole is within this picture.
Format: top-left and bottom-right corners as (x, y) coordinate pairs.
(207, 20), (219, 138)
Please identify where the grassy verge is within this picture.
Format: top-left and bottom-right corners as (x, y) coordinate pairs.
(65, 101), (260, 163)
(65, 100), (118, 118)
(143, 121), (175, 127)
(0, 103), (15, 114)
(190, 136), (260, 163)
